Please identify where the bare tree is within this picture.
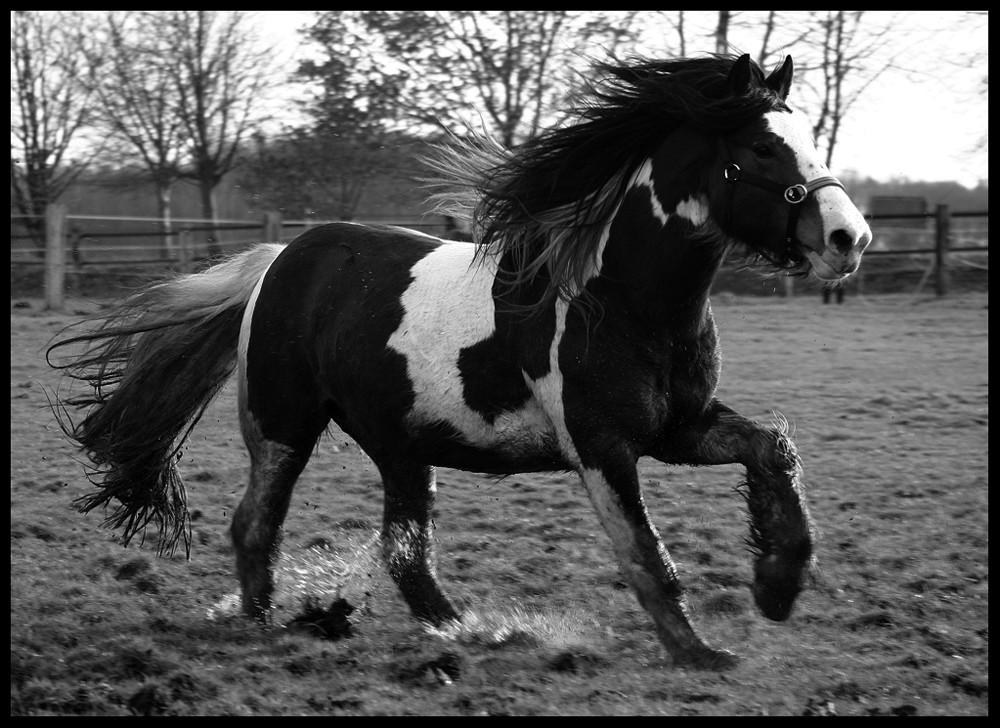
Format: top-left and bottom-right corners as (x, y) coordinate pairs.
(715, 11), (731, 55)
(697, 11), (914, 168)
(10, 11), (100, 251)
(675, 11), (688, 56)
(944, 11), (988, 158)
(807, 11), (902, 167)
(290, 12), (412, 220)
(150, 11), (271, 255)
(80, 11), (188, 258)
(338, 10), (639, 148)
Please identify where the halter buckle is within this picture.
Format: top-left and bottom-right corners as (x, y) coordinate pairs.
(784, 184), (808, 204)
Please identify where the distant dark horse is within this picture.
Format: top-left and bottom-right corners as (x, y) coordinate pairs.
(48, 54), (871, 668)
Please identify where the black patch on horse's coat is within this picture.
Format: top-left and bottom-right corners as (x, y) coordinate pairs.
(457, 248), (556, 425)
(245, 224), (433, 455)
(456, 274), (556, 426)
(488, 249), (558, 383)
(456, 336), (531, 425)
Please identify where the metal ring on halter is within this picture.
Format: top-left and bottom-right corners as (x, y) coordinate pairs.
(723, 163), (740, 182)
(784, 184), (808, 204)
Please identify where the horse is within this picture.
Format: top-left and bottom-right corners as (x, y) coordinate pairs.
(48, 53), (871, 669)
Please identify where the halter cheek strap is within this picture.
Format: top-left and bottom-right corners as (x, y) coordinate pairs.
(723, 163), (845, 245)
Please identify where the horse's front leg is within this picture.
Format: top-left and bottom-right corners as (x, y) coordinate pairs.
(653, 399), (816, 621)
(575, 447), (738, 669)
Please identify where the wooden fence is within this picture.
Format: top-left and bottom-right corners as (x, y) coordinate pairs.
(862, 206), (989, 297)
(10, 203), (988, 311)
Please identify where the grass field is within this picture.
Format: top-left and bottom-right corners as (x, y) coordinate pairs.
(10, 290), (988, 716)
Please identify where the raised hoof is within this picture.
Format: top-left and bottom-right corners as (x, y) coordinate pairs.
(753, 554), (809, 621)
(674, 646), (740, 671)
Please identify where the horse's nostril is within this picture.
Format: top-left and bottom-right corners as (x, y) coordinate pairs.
(858, 228), (873, 252)
(828, 228), (854, 255)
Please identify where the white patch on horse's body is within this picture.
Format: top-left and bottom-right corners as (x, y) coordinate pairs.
(237, 253), (282, 450)
(675, 196), (709, 226)
(387, 242), (554, 455)
(628, 160), (708, 228)
(526, 297), (582, 468)
(630, 159), (670, 225)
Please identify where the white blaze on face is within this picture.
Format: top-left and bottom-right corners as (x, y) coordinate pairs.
(764, 105), (829, 180)
(764, 106), (871, 266)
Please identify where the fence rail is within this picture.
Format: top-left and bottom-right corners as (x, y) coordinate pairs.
(10, 204), (988, 311)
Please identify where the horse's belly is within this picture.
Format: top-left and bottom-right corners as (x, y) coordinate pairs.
(408, 393), (560, 459)
(405, 400), (566, 473)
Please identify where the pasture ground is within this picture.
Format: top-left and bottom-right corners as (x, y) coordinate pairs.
(11, 290), (988, 716)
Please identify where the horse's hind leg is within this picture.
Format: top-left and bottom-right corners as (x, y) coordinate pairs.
(378, 460), (461, 627)
(230, 436), (316, 622)
(655, 399), (815, 621)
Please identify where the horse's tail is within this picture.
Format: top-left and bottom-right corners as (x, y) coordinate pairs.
(47, 243), (286, 557)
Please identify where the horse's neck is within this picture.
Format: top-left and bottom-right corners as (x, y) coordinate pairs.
(598, 182), (724, 330)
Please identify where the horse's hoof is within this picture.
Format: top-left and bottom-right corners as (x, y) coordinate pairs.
(675, 646), (740, 671)
(753, 554), (808, 621)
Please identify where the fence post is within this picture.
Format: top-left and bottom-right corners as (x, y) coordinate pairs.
(178, 228), (193, 274)
(934, 204), (950, 296)
(262, 211), (283, 243)
(44, 203), (67, 311)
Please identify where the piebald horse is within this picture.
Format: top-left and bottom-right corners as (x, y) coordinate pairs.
(49, 54), (871, 668)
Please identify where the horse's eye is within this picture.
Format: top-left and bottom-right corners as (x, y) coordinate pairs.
(752, 143), (774, 159)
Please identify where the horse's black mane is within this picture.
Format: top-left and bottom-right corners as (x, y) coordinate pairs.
(426, 54), (789, 313)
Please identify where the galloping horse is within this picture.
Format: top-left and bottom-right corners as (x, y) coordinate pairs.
(49, 54), (871, 668)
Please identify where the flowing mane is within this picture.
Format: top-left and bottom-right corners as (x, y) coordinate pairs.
(425, 54), (789, 311)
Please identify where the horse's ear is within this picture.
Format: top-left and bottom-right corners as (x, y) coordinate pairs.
(728, 54), (754, 96)
(765, 56), (794, 100)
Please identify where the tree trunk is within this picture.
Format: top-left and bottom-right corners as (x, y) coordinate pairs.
(156, 182), (175, 260)
(198, 176), (221, 256)
(715, 11), (731, 55)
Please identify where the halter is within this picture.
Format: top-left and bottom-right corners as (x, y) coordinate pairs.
(723, 162), (845, 245)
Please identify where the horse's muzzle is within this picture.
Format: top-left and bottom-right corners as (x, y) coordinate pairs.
(806, 225), (872, 281)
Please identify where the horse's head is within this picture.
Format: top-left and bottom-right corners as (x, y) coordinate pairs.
(709, 55), (872, 281)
